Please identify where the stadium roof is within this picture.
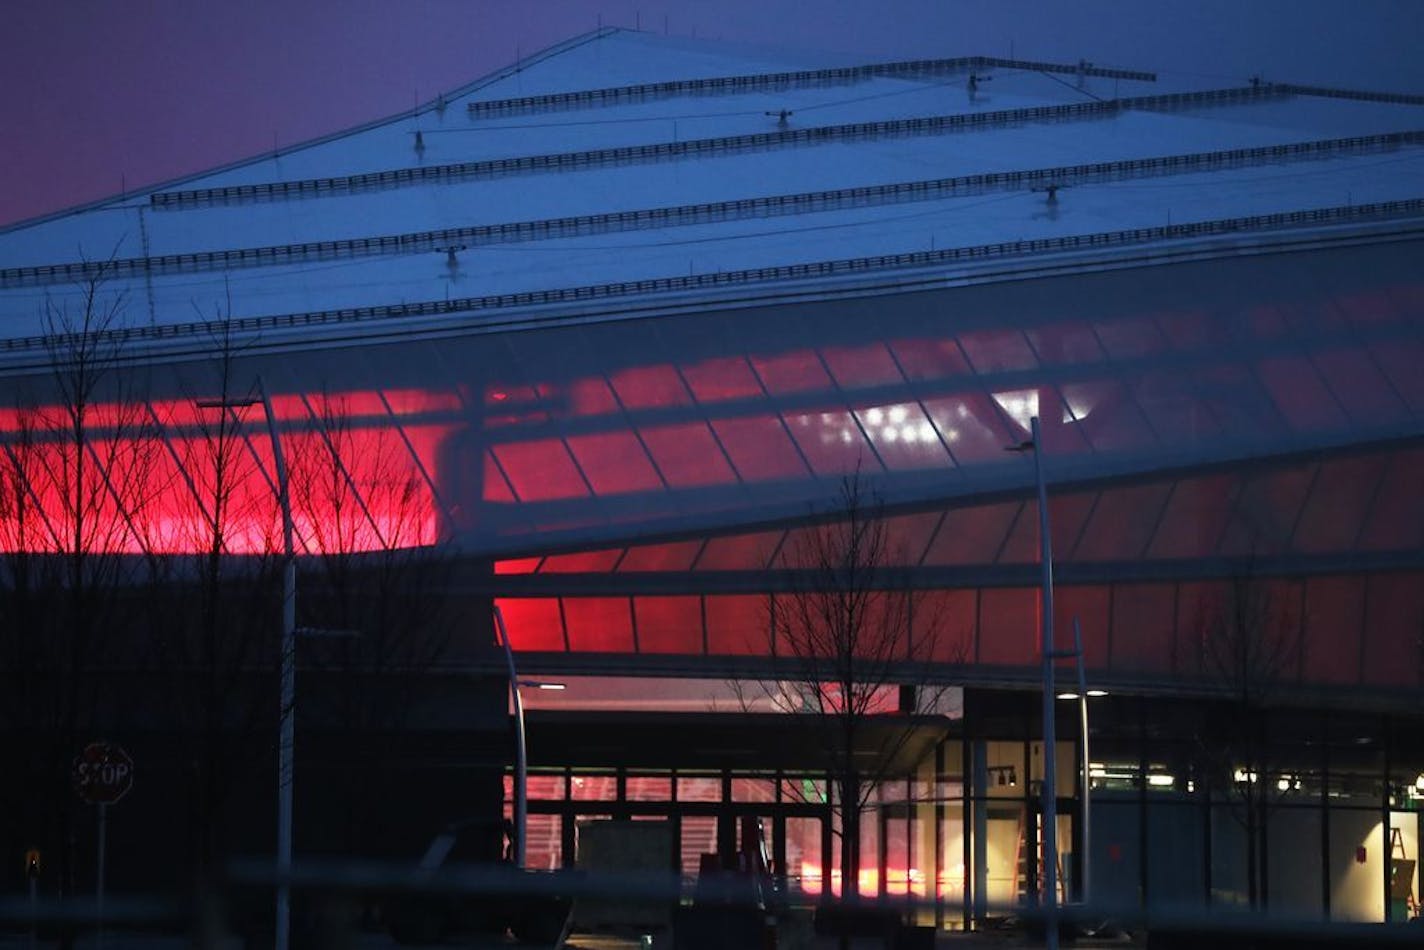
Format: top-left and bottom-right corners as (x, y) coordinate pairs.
(2, 28), (1422, 357)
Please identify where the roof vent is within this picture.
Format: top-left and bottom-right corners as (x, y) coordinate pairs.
(765, 109), (794, 128)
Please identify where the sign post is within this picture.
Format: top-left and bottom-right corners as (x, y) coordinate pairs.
(73, 742), (133, 950)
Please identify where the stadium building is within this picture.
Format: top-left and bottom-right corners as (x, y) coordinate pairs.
(3, 27), (1424, 929)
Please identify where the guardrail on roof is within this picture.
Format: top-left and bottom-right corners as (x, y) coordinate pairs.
(1278, 83), (1424, 107)
(464, 55), (1157, 118)
(8, 130), (1418, 289)
(5, 197), (1421, 360)
(143, 85), (1284, 212)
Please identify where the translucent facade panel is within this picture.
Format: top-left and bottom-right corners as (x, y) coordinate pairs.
(563, 597), (635, 652)
(618, 539), (704, 572)
(1093, 314), (1169, 360)
(958, 329), (1038, 374)
(633, 596), (704, 654)
(1245, 303), (1290, 341)
(998, 492), (1095, 565)
(1217, 466), (1314, 557)
(495, 597), (566, 651)
(1128, 368), (1221, 445)
(852, 401), (952, 471)
(1155, 310), (1228, 353)
(1030, 396), (1093, 457)
(1361, 575), (1424, 688)
(922, 501), (1019, 565)
(1257, 356), (1348, 432)
(977, 588), (1037, 667)
(1026, 322), (1106, 367)
(482, 453), (517, 503)
(880, 511), (943, 567)
(1356, 449), (1424, 551)
(1051, 585), (1111, 668)
(921, 391), (1015, 464)
(1072, 483), (1172, 562)
(1311, 348), (1408, 425)
(565, 431), (664, 495)
(679, 355), (764, 403)
(705, 595), (766, 655)
(563, 376), (622, 418)
(1060, 380), (1157, 452)
(1172, 582), (1227, 678)
(495, 557), (542, 575)
(912, 590), (975, 662)
(710, 415), (811, 481)
(698, 531), (781, 571)
(1293, 455), (1385, 554)
(1108, 584), (1177, 674)
(888, 338), (972, 383)
(821, 343), (904, 389)
(607, 364), (691, 411)
(540, 549), (622, 573)
(1146, 475), (1236, 560)
(1195, 365), (1285, 440)
(639, 422), (736, 488)
(750, 350), (834, 396)
(1367, 337), (1424, 415)
(1301, 577), (1364, 685)
(783, 408), (882, 476)
(491, 438), (588, 501)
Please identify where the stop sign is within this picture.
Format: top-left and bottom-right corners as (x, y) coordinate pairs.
(73, 742), (134, 805)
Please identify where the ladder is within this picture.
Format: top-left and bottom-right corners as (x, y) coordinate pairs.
(1391, 827), (1417, 919)
(1014, 810), (1067, 906)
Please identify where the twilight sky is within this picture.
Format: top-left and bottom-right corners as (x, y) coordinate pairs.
(3, 0), (1420, 228)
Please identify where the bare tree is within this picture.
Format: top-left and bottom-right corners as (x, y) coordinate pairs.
(140, 324), (286, 880)
(745, 472), (958, 901)
(286, 391), (457, 856)
(1193, 567), (1300, 909)
(0, 270), (161, 904)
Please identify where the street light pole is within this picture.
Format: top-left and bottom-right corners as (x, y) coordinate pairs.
(199, 376), (295, 950)
(1072, 618), (1090, 907)
(1013, 415), (1059, 950)
(492, 605), (527, 869)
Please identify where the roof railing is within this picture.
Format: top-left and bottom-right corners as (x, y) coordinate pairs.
(8, 129), (1419, 289)
(464, 55), (1156, 118)
(142, 85), (1286, 212)
(4, 197), (1420, 359)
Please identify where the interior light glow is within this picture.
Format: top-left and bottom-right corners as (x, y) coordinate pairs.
(882, 427), (898, 442)
(888, 405), (908, 424)
(1057, 691), (1081, 700)
(1415, 773), (1424, 793)
(899, 425), (918, 443)
(1147, 774), (1175, 787)
(1086, 689), (1108, 697)
(866, 408), (884, 425)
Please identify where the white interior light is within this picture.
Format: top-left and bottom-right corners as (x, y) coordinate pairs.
(1148, 774), (1175, 787)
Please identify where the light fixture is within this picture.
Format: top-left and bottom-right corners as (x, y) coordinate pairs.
(1147, 774), (1175, 788)
(1008, 768), (1017, 788)
(1414, 773), (1424, 794)
(1057, 691), (1080, 701)
(1086, 689), (1108, 698)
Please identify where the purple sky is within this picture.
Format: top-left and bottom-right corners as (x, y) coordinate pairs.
(4, 0), (1420, 228)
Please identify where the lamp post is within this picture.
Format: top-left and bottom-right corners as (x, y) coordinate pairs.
(198, 377), (295, 950)
(1009, 415), (1058, 950)
(1056, 619), (1106, 907)
(490, 606), (564, 869)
